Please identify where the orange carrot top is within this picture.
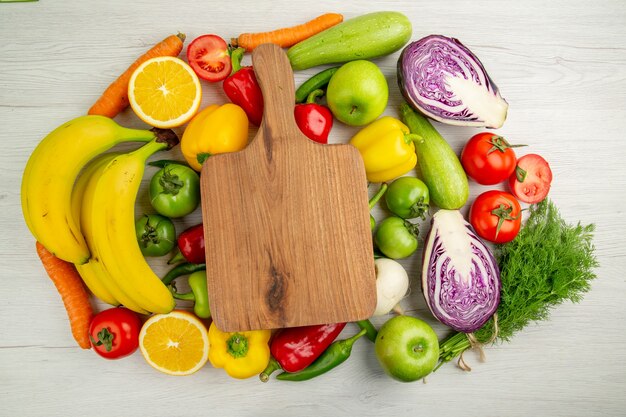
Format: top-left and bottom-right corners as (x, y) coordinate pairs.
(88, 32), (186, 118)
(232, 13), (343, 52)
(36, 242), (94, 349)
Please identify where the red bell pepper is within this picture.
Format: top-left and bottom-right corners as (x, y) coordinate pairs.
(222, 47), (264, 126)
(294, 89), (333, 144)
(168, 223), (205, 265)
(259, 322), (346, 381)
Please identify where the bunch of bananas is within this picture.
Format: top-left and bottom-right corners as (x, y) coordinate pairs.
(21, 115), (179, 314)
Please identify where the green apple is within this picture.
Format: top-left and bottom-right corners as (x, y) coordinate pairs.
(375, 315), (439, 382)
(326, 60), (388, 126)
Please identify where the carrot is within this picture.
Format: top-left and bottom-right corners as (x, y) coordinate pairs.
(35, 242), (93, 349)
(232, 13), (343, 52)
(88, 32), (186, 118)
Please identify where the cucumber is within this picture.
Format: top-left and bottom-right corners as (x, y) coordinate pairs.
(399, 103), (469, 210)
(287, 11), (412, 71)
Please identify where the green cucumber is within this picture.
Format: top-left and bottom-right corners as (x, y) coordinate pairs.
(399, 103), (469, 210)
(287, 11), (412, 71)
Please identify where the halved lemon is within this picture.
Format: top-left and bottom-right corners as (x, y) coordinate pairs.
(128, 56), (201, 128)
(139, 310), (209, 376)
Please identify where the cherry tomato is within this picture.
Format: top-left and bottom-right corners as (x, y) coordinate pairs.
(384, 177), (430, 220)
(186, 35), (231, 82)
(374, 217), (419, 259)
(149, 163), (200, 218)
(469, 190), (522, 244)
(89, 308), (141, 359)
(135, 214), (176, 257)
(461, 133), (525, 185)
(508, 154), (553, 203)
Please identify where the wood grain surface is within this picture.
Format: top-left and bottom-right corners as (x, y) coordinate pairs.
(201, 44), (375, 331)
(1, 1), (625, 417)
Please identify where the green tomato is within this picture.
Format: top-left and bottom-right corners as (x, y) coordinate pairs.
(149, 163), (200, 218)
(374, 216), (419, 259)
(135, 214), (176, 257)
(385, 177), (430, 220)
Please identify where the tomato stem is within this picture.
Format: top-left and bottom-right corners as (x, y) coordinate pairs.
(487, 136), (527, 154)
(515, 165), (527, 182)
(403, 219), (420, 239)
(491, 203), (521, 239)
(159, 168), (184, 195)
(90, 327), (115, 352)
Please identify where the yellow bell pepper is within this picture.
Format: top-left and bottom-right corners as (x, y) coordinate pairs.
(208, 322), (271, 379)
(349, 116), (421, 183)
(181, 103), (249, 171)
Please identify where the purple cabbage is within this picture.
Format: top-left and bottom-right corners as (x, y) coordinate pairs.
(398, 34), (508, 128)
(421, 210), (500, 333)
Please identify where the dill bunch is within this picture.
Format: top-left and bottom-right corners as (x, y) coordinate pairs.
(437, 199), (598, 369)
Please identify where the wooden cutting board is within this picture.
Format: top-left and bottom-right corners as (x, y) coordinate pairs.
(200, 44), (376, 332)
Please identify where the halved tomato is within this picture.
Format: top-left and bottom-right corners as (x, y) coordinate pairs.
(508, 154), (553, 203)
(186, 34), (231, 82)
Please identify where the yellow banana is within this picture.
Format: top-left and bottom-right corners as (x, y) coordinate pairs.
(89, 139), (176, 314)
(21, 115), (164, 264)
(70, 153), (120, 306)
(79, 152), (150, 315)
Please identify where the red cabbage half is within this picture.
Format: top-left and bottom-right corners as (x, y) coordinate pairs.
(398, 35), (508, 128)
(422, 210), (500, 333)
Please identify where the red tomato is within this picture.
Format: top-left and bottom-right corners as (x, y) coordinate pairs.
(89, 308), (141, 359)
(186, 35), (231, 82)
(469, 190), (522, 244)
(508, 154), (553, 203)
(461, 133), (524, 185)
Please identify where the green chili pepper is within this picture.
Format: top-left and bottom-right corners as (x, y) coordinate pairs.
(295, 66), (340, 103)
(355, 319), (378, 342)
(161, 262), (206, 286)
(169, 270), (211, 319)
(276, 328), (366, 381)
(147, 159), (190, 169)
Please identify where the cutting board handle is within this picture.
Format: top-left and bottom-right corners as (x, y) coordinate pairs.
(252, 44), (299, 134)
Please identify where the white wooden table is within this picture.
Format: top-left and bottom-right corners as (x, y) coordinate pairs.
(1, 1), (625, 416)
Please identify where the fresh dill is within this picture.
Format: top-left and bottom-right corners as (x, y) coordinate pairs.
(438, 199), (598, 368)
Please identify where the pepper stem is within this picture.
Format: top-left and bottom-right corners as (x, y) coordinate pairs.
(355, 319), (378, 342)
(197, 152), (212, 166)
(226, 333), (249, 358)
(169, 285), (196, 301)
(167, 249), (185, 265)
(305, 89), (325, 104)
(369, 183), (388, 209)
(229, 47), (245, 75)
(259, 357), (282, 382)
(404, 133), (423, 145)
(344, 328), (367, 348)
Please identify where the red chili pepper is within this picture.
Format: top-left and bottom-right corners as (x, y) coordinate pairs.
(168, 223), (205, 265)
(222, 47), (264, 126)
(294, 89), (333, 144)
(270, 322), (346, 372)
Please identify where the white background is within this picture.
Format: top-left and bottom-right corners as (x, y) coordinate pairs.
(1, 1), (625, 416)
